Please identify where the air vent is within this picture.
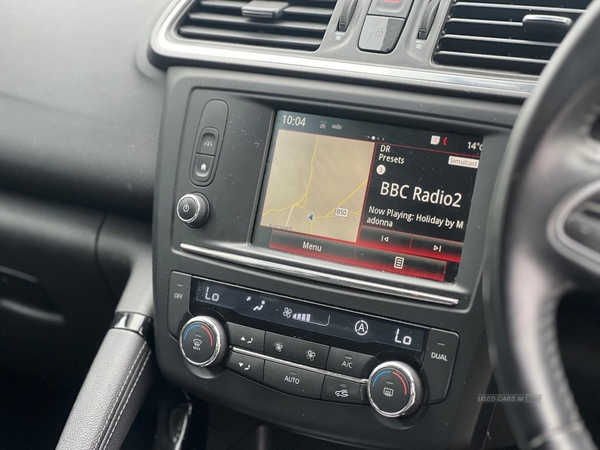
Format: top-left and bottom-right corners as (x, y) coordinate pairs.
(177, 0), (337, 51)
(433, 0), (592, 75)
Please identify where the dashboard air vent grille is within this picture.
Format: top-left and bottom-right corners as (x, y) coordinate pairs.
(177, 0), (337, 51)
(433, 0), (592, 75)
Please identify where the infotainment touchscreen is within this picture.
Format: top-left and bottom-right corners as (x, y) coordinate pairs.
(253, 111), (483, 283)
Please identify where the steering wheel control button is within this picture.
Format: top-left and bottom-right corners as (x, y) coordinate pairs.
(368, 0), (413, 18)
(263, 361), (324, 399)
(179, 316), (227, 367)
(197, 127), (219, 156)
(227, 323), (265, 353)
(226, 351), (264, 383)
(265, 332), (330, 369)
(368, 362), (423, 417)
(192, 154), (215, 183)
(358, 16), (405, 54)
(176, 193), (210, 228)
(168, 272), (192, 337)
(326, 348), (378, 378)
(421, 329), (459, 404)
(321, 376), (368, 405)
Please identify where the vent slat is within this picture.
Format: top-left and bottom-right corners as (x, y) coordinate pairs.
(454, 0), (590, 7)
(188, 12), (327, 33)
(434, 0), (591, 74)
(177, 0), (335, 51)
(435, 50), (547, 73)
(178, 25), (322, 50)
(283, 6), (334, 18)
(199, 0), (246, 9)
(439, 35), (557, 59)
(454, 2), (586, 15)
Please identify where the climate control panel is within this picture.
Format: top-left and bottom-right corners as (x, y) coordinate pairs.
(169, 272), (460, 417)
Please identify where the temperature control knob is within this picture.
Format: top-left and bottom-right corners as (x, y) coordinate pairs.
(368, 362), (423, 417)
(179, 316), (227, 367)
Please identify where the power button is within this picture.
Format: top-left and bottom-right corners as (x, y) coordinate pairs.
(176, 193), (210, 228)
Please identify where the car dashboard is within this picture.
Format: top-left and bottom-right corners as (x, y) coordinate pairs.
(0, 0), (592, 449)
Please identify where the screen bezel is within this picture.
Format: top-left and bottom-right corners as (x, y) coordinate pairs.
(251, 110), (483, 285)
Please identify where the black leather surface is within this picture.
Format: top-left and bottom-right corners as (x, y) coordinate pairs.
(56, 328), (153, 450)
(484, 0), (600, 449)
(0, 0), (168, 218)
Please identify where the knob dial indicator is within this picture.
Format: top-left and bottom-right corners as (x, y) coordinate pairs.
(368, 361), (423, 417)
(179, 316), (227, 367)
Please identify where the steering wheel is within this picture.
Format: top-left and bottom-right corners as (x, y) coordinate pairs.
(484, 1), (600, 449)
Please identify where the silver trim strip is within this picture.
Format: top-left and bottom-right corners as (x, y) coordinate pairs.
(232, 346), (368, 384)
(180, 243), (460, 306)
(152, 0), (537, 97)
(111, 312), (152, 339)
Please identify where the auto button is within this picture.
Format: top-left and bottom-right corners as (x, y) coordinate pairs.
(263, 361), (324, 399)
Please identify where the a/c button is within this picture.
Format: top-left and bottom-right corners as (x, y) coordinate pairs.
(326, 348), (378, 378)
(263, 361), (324, 399)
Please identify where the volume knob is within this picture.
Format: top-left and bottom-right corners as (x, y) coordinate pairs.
(179, 316), (227, 367)
(367, 361), (423, 417)
(176, 193), (210, 228)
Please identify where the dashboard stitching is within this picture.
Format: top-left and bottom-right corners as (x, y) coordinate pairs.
(93, 343), (147, 450)
(102, 349), (152, 450)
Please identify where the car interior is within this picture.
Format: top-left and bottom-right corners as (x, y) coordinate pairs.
(2, 0), (600, 449)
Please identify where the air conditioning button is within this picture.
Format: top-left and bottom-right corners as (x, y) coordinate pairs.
(326, 348), (377, 378)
